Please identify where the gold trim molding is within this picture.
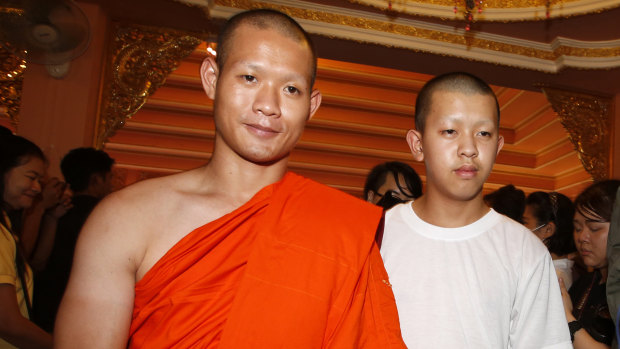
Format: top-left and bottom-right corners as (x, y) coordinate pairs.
(208, 0), (620, 72)
(0, 44), (26, 128)
(97, 24), (202, 148)
(348, 0), (620, 21)
(542, 87), (611, 181)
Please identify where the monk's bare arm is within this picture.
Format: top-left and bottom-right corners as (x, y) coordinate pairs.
(54, 192), (143, 348)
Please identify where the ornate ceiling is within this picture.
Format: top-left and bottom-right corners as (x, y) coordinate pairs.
(203, 0), (620, 76)
(347, 0), (620, 21)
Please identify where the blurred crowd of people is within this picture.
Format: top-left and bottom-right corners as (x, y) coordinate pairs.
(0, 126), (114, 348)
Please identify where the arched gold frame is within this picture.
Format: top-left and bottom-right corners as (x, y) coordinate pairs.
(542, 87), (612, 181)
(95, 24), (202, 148)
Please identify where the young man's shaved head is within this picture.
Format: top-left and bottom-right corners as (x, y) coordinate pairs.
(216, 9), (318, 86)
(414, 72), (500, 133)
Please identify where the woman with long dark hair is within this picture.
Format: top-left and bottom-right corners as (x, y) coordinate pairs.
(522, 191), (577, 287)
(561, 180), (620, 348)
(0, 135), (52, 348)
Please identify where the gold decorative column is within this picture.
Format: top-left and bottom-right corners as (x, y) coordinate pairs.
(0, 44), (26, 129)
(542, 87), (612, 181)
(96, 24), (202, 147)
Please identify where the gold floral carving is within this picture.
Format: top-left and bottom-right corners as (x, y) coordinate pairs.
(97, 25), (202, 147)
(542, 87), (611, 180)
(0, 44), (26, 128)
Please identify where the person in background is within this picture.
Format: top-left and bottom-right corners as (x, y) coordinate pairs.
(32, 147), (115, 332)
(483, 184), (525, 223)
(19, 178), (71, 265)
(606, 186), (620, 348)
(522, 191), (578, 288)
(561, 180), (620, 348)
(0, 135), (53, 348)
(0, 126), (13, 138)
(364, 161), (423, 210)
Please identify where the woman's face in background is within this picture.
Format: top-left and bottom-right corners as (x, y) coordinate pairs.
(573, 209), (610, 270)
(3, 156), (45, 210)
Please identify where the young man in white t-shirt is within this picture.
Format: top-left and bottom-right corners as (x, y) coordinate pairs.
(380, 72), (572, 348)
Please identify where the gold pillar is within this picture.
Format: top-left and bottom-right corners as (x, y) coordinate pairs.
(542, 87), (612, 181)
(96, 24), (202, 148)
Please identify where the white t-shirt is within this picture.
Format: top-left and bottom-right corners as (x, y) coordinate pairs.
(381, 203), (571, 349)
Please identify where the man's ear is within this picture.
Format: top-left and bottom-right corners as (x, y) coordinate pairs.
(406, 129), (424, 162)
(307, 89), (322, 121)
(496, 134), (505, 155)
(200, 56), (218, 99)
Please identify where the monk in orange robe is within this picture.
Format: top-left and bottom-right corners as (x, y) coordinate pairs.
(55, 9), (405, 348)
(129, 173), (402, 348)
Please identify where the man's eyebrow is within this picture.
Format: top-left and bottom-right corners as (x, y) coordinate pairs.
(245, 62), (261, 71)
(282, 73), (309, 87)
(235, 60), (309, 84)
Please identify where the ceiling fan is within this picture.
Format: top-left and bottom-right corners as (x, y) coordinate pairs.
(0, 0), (91, 78)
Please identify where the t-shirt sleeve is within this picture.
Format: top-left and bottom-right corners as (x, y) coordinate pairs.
(510, 252), (572, 349)
(0, 227), (17, 286)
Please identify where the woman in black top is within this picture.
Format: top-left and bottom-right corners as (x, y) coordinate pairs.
(561, 180), (620, 348)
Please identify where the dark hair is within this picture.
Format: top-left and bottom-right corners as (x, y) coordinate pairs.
(216, 8), (317, 86)
(364, 161), (423, 201)
(574, 180), (620, 223)
(484, 184), (525, 223)
(414, 72), (500, 134)
(0, 125), (13, 138)
(61, 147), (114, 192)
(525, 191), (576, 256)
(0, 135), (46, 212)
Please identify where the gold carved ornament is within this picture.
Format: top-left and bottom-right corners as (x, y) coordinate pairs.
(0, 43), (26, 128)
(542, 87), (611, 181)
(97, 25), (202, 147)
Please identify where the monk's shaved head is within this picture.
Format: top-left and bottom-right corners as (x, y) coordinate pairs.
(216, 9), (317, 86)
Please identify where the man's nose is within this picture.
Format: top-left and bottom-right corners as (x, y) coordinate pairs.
(458, 135), (478, 158)
(253, 84), (281, 117)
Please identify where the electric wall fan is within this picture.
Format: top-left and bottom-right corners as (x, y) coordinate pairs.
(0, 0), (91, 78)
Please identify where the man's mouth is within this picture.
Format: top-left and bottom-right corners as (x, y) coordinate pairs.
(454, 165), (478, 178)
(246, 123), (279, 136)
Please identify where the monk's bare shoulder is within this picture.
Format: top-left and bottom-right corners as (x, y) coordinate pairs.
(76, 169), (211, 272)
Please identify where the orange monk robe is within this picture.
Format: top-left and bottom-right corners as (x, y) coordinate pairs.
(128, 172), (405, 348)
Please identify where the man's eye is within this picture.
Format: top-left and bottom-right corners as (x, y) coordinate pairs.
(442, 129), (456, 135)
(479, 131), (492, 137)
(285, 86), (300, 94)
(242, 75), (256, 82)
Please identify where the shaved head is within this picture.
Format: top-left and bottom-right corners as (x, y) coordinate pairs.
(216, 9), (317, 86)
(414, 72), (500, 134)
